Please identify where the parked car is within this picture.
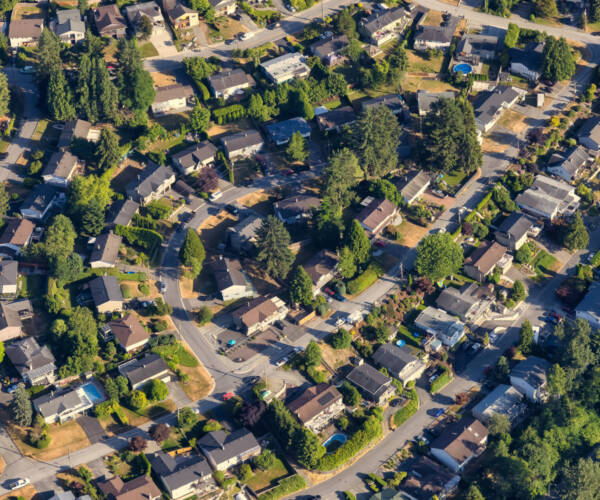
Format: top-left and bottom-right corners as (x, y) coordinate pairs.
(334, 293), (346, 302)
(224, 204), (239, 215)
(275, 356), (288, 367)
(222, 392), (234, 401)
(432, 408), (445, 418)
(323, 287), (335, 296)
(6, 384), (18, 394)
(9, 479), (30, 491)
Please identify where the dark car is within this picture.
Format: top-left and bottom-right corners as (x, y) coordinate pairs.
(225, 39), (234, 45)
(224, 204), (239, 215)
(232, 13), (241, 20)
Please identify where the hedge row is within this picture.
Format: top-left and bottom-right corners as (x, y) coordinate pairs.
(315, 415), (382, 471)
(258, 474), (306, 500)
(115, 224), (163, 251)
(212, 104), (246, 124)
(347, 261), (385, 295)
(393, 389), (419, 427)
(197, 82), (210, 102)
(430, 367), (453, 394)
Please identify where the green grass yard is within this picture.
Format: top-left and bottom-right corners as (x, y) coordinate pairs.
(139, 43), (159, 58)
(245, 458), (290, 492)
(442, 169), (467, 187)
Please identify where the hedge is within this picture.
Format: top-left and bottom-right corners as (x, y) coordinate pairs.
(315, 415), (382, 471)
(115, 225), (163, 251)
(393, 389), (419, 427)
(212, 104), (246, 124)
(430, 367), (453, 394)
(197, 82), (210, 102)
(258, 474), (306, 500)
(347, 261), (384, 295)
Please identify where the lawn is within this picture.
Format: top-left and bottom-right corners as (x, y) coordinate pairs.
(12, 2), (43, 19)
(421, 9), (444, 26)
(18, 274), (47, 300)
(406, 50), (444, 74)
(179, 361), (214, 401)
(401, 76), (456, 93)
(442, 169), (467, 187)
(532, 248), (559, 279)
(246, 458), (290, 492)
(396, 324), (421, 348)
(139, 42), (159, 58)
(31, 119), (49, 141)
(320, 342), (356, 370)
(497, 109), (528, 134)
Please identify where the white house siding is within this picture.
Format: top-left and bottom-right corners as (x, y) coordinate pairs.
(509, 375), (539, 402)
(510, 62), (539, 81)
(0, 283), (17, 295)
(152, 97), (188, 115)
(221, 285), (255, 302)
(430, 448), (460, 473)
(227, 143), (263, 160)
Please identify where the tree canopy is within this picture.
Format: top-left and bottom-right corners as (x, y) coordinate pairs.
(563, 211), (589, 251)
(542, 37), (576, 83)
(321, 148), (362, 208)
(345, 219), (370, 266)
(115, 38), (155, 111)
(179, 229), (206, 277)
(256, 216), (295, 280)
(415, 233), (463, 282)
(288, 266), (313, 307)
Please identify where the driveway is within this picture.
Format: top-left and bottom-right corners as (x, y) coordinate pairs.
(79, 415), (106, 444)
(151, 26), (179, 57)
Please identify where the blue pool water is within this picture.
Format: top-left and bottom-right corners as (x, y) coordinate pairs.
(323, 433), (347, 448)
(81, 383), (104, 404)
(453, 63), (473, 75)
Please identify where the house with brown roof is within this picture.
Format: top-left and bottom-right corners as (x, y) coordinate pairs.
(42, 151), (80, 188)
(430, 417), (488, 472)
(0, 219), (35, 255)
(400, 456), (460, 500)
(464, 241), (512, 282)
(98, 475), (161, 500)
(231, 296), (288, 335)
(93, 4), (127, 38)
(287, 383), (344, 433)
(172, 141), (217, 174)
(152, 84), (195, 115)
(57, 119), (98, 149)
(356, 196), (401, 237)
(303, 250), (338, 296)
(89, 232), (122, 268)
(109, 313), (149, 352)
(210, 257), (256, 302)
(274, 195), (320, 224)
(162, 0), (199, 29)
(8, 18), (44, 48)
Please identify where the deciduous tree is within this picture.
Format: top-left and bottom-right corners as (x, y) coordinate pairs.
(189, 100), (211, 134)
(44, 215), (77, 260)
(415, 233), (463, 282)
(129, 435), (147, 452)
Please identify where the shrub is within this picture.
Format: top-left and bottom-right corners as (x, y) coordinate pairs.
(197, 306), (213, 325)
(430, 367), (453, 394)
(258, 475), (306, 500)
(138, 283), (150, 295)
(115, 225), (163, 251)
(95, 400), (115, 418)
(346, 262), (384, 295)
(120, 284), (132, 299)
(143, 200), (172, 220)
(393, 389), (418, 427)
(146, 379), (169, 401)
(130, 390), (147, 409)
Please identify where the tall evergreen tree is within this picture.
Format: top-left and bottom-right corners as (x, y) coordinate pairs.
(36, 30), (62, 82)
(47, 68), (75, 121)
(321, 148), (362, 208)
(288, 266), (313, 307)
(179, 229), (206, 276)
(96, 129), (120, 172)
(0, 72), (10, 117)
(345, 219), (370, 266)
(542, 37), (576, 83)
(0, 182), (9, 220)
(10, 384), (32, 426)
(518, 320), (534, 354)
(563, 211), (589, 250)
(286, 132), (308, 163)
(115, 38), (155, 111)
(256, 216), (294, 279)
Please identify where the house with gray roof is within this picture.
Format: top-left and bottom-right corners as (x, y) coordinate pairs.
(515, 174), (580, 220)
(414, 16), (458, 51)
(149, 452), (215, 499)
(228, 213), (263, 253)
(0, 299), (33, 342)
(265, 117), (311, 146)
(20, 184), (58, 221)
(510, 356), (551, 402)
(547, 146), (590, 181)
(316, 106), (357, 133)
(89, 232), (122, 268)
(172, 141), (217, 174)
(123, 1), (164, 30)
(42, 150), (80, 188)
(52, 9), (85, 44)
(108, 199), (139, 227)
(210, 257), (256, 302)
(399, 170), (431, 205)
(435, 283), (494, 324)
(576, 281), (600, 329)
(471, 384), (526, 425)
(494, 213), (534, 251)
(89, 275), (123, 313)
(400, 456), (460, 500)
(34, 385), (99, 424)
(6, 337), (56, 385)
(274, 195), (320, 224)
(9, 18), (44, 48)
(372, 343), (427, 386)
(346, 362), (394, 405)
(0, 260), (18, 295)
(415, 306), (465, 348)
(359, 6), (411, 46)
(152, 84), (195, 115)
(57, 119), (96, 149)
(198, 428), (261, 471)
(118, 352), (170, 389)
(310, 34), (348, 66)
(455, 33), (499, 64)
(578, 115), (600, 152)
(260, 53), (310, 84)
(416, 90), (456, 116)
(221, 130), (264, 160)
(361, 94), (407, 117)
(474, 86), (523, 133)
(126, 163), (176, 205)
(207, 68), (255, 99)
(509, 42), (544, 81)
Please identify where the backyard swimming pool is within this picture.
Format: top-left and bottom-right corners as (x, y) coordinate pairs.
(453, 63), (473, 75)
(81, 383), (105, 404)
(323, 433), (347, 451)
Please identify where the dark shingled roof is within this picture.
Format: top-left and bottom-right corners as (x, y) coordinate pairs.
(119, 352), (169, 387)
(210, 257), (248, 291)
(346, 363), (391, 399)
(89, 231), (122, 267)
(89, 275), (123, 306)
(198, 428), (260, 465)
(510, 356), (550, 389)
(310, 34), (348, 59)
(430, 416), (488, 465)
(149, 452), (212, 491)
(208, 68), (254, 92)
(372, 343), (418, 375)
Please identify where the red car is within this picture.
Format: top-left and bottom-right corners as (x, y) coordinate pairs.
(284, 169), (295, 176)
(550, 311), (562, 320)
(374, 240), (386, 248)
(222, 392), (234, 401)
(323, 287), (335, 296)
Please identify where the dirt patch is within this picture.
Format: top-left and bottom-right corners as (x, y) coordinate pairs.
(206, 118), (254, 139)
(111, 160), (144, 193)
(12, 2), (43, 19)
(482, 135), (509, 154)
(421, 9), (444, 26)
(422, 191), (455, 210)
(0, 484), (37, 500)
(151, 71), (179, 87)
(237, 190), (278, 216)
(198, 211), (239, 250)
(320, 342), (356, 370)
(497, 109), (528, 134)
(395, 220), (430, 248)
(402, 76), (456, 93)
(0, 455), (5, 475)
(179, 355), (214, 401)
(213, 17), (248, 39)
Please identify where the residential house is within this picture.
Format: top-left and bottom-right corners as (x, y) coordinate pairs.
(413, 17), (459, 52)
(260, 53), (310, 84)
(108, 199), (140, 227)
(463, 241), (512, 282)
(6, 337), (56, 385)
(346, 363), (394, 405)
(274, 195), (320, 224)
(123, 2), (164, 31)
(0, 260), (18, 295)
(231, 296), (288, 335)
(435, 283), (494, 324)
(310, 34), (348, 66)
(509, 43), (544, 81)
(210, 257), (256, 302)
(356, 196), (401, 237)
(34, 385), (98, 424)
(414, 306), (466, 348)
(474, 86), (523, 133)
(198, 428), (261, 471)
(455, 34), (499, 64)
(372, 343), (427, 386)
(162, 0), (199, 29)
(576, 281), (600, 329)
(400, 456), (460, 500)
(358, 6), (411, 47)
(57, 119), (97, 149)
(98, 475), (161, 500)
(577, 115), (600, 152)
(515, 174), (580, 220)
(303, 250), (338, 295)
(547, 146), (590, 181)
(361, 94), (407, 117)
(228, 213), (263, 253)
(287, 383), (345, 433)
(510, 356), (551, 402)
(209, 0), (237, 16)
(316, 106), (357, 133)
(221, 130), (264, 160)
(20, 184), (58, 221)
(118, 352), (170, 389)
(89, 275), (124, 313)
(151, 84), (195, 115)
(265, 117), (311, 146)
(109, 313), (149, 352)
(173, 179), (195, 201)
(494, 213), (534, 251)
(0, 299), (33, 342)
(93, 4), (127, 38)
(126, 163), (176, 205)
(416, 90), (456, 116)
(52, 9), (85, 44)
(149, 452), (215, 499)
(430, 417), (488, 472)
(471, 384), (526, 425)
(49, 492), (91, 500)
(399, 171), (431, 205)
(207, 68), (255, 99)
(0, 219), (35, 255)
(89, 232), (122, 268)
(172, 141), (217, 174)
(42, 151), (80, 188)
(8, 18), (43, 48)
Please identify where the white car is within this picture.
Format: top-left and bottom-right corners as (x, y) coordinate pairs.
(240, 32), (255, 40)
(9, 479), (30, 491)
